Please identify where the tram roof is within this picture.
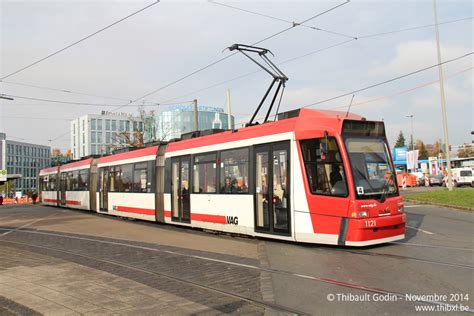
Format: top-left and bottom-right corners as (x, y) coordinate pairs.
(97, 145), (159, 165)
(59, 158), (94, 172)
(167, 108), (364, 152)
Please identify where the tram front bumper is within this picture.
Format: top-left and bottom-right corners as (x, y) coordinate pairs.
(344, 213), (406, 246)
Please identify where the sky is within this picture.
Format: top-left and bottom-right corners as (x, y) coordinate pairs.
(0, 0), (472, 152)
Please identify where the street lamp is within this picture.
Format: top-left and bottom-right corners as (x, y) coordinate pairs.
(406, 114), (414, 151)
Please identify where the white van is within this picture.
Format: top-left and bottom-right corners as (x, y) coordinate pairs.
(450, 168), (474, 187)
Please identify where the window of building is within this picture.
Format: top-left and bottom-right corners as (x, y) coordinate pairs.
(97, 132), (102, 143)
(91, 132), (97, 143)
(111, 120), (117, 130)
(300, 137), (347, 197)
(193, 153), (216, 193)
(97, 119), (103, 130)
(220, 148), (249, 193)
(105, 119), (111, 131)
(91, 119), (97, 130)
(106, 132), (111, 144)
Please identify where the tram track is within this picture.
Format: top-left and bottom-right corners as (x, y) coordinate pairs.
(0, 236), (304, 316)
(0, 227), (472, 313)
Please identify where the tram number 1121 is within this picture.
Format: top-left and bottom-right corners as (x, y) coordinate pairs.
(365, 219), (376, 228)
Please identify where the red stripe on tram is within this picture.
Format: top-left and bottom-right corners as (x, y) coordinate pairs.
(115, 206), (155, 216)
(164, 210), (226, 224)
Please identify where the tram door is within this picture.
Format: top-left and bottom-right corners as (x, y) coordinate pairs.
(171, 156), (190, 223)
(99, 168), (108, 211)
(254, 142), (290, 235)
(60, 172), (67, 206)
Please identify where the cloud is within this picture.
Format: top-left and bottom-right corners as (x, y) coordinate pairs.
(369, 40), (470, 77)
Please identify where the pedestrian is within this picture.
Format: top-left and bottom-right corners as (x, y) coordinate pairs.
(0, 195), (3, 206)
(32, 191), (38, 204)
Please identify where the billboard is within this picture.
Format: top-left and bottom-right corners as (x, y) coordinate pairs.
(393, 147), (408, 162)
(406, 150), (419, 170)
(428, 157), (439, 175)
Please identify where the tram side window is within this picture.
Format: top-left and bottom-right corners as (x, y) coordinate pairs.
(220, 148), (249, 193)
(133, 162), (151, 193)
(78, 170), (89, 191)
(110, 164), (133, 192)
(66, 172), (79, 191)
(300, 137), (347, 197)
(48, 176), (57, 191)
(193, 153), (217, 193)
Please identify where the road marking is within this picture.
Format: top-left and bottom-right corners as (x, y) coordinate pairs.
(391, 241), (474, 251)
(404, 205), (423, 208)
(0, 212), (57, 237)
(406, 225), (434, 235)
(1, 234), (472, 313)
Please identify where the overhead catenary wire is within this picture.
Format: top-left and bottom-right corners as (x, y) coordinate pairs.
(210, 0), (357, 39)
(157, 16), (471, 104)
(329, 66), (473, 111)
(0, 0), (161, 80)
(128, 0), (351, 105)
(231, 56), (473, 127)
(300, 51), (473, 108)
(0, 81), (135, 103)
(0, 94), (192, 107)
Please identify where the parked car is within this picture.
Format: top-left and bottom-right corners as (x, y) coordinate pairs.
(426, 174), (444, 186)
(449, 168), (474, 187)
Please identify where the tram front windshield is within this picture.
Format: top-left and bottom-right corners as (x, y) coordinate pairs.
(345, 137), (397, 199)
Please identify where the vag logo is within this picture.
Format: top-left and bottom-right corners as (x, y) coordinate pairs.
(226, 216), (238, 225)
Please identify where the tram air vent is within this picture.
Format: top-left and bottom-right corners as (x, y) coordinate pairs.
(277, 109), (300, 121)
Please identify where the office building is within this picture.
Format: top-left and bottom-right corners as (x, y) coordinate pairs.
(70, 112), (143, 159)
(0, 132), (51, 193)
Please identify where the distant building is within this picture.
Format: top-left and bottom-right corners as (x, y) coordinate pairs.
(152, 105), (235, 141)
(0, 132), (51, 193)
(70, 112), (143, 159)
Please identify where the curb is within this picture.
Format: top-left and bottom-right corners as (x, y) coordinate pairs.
(404, 198), (473, 212)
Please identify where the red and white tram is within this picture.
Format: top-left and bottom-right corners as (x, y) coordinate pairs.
(39, 108), (406, 246)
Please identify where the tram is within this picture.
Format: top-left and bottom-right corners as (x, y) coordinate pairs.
(38, 108), (405, 246)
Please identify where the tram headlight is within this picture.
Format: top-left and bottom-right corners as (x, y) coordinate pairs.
(397, 201), (404, 213)
(358, 211), (368, 217)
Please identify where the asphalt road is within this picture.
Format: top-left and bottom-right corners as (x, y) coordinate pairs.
(0, 203), (472, 315)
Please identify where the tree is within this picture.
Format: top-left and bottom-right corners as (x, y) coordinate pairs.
(416, 139), (429, 160)
(457, 144), (474, 158)
(429, 139), (442, 157)
(395, 131), (406, 148)
(112, 107), (154, 151)
(52, 148), (62, 157)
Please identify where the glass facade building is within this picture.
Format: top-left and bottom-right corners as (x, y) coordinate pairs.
(153, 105), (235, 141)
(0, 132), (51, 193)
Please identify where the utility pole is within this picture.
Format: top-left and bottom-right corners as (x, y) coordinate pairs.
(433, 0), (453, 190)
(406, 115), (414, 151)
(226, 89), (232, 130)
(193, 99), (199, 131)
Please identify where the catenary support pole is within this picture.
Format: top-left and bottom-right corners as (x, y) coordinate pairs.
(433, 0), (453, 190)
